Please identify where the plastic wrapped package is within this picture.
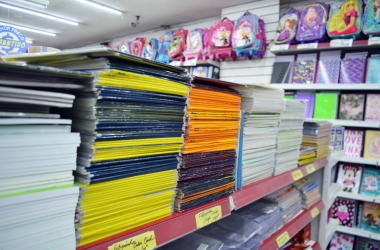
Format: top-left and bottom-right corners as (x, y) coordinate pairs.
(197, 214), (262, 249)
(159, 232), (224, 250)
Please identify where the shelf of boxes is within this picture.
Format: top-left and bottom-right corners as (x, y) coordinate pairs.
(336, 226), (380, 241)
(270, 84), (380, 91)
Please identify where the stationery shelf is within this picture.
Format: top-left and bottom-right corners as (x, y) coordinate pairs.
(338, 191), (380, 204)
(328, 183), (341, 209)
(340, 156), (378, 166)
(270, 40), (380, 55)
(328, 151), (344, 169)
(259, 200), (325, 250)
(329, 120), (380, 129)
(324, 219), (340, 249)
(336, 226), (380, 241)
(269, 84), (380, 90)
(232, 158), (328, 209)
(169, 59), (220, 68)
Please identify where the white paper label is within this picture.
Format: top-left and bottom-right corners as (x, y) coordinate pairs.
(270, 44), (289, 51)
(169, 61), (181, 66)
(330, 39), (353, 47)
(297, 43), (318, 49)
(368, 37), (380, 45)
(183, 58), (197, 66)
(196, 243), (209, 250)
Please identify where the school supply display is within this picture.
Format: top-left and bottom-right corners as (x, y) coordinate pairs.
(360, 202), (380, 233)
(142, 38), (159, 60)
(360, 167), (380, 196)
(329, 232), (355, 250)
(330, 197), (357, 227)
(339, 52), (368, 84)
(130, 37), (146, 57)
(302, 121), (332, 160)
(119, 41), (131, 54)
(210, 17), (237, 61)
(338, 94), (365, 120)
(313, 92), (339, 119)
(364, 130), (380, 160)
(275, 8), (300, 44)
(365, 94), (380, 121)
(330, 126), (345, 152)
(291, 53), (318, 84)
(315, 51), (341, 84)
(293, 177), (321, 209)
(355, 236), (380, 249)
(270, 55), (295, 84)
(363, 0), (380, 35)
(183, 28), (206, 61)
(156, 30), (175, 63)
(344, 129), (364, 158)
(295, 92), (315, 118)
(299, 146), (317, 165)
(366, 55), (380, 84)
(336, 163), (363, 194)
(168, 28), (189, 61)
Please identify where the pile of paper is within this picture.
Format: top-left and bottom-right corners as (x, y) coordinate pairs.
(275, 99), (306, 175)
(293, 177), (321, 209)
(0, 63), (88, 249)
(234, 85), (285, 187)
(302, 121), (332, 162)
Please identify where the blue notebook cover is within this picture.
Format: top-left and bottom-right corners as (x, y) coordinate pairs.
(236, 111), (244, 190)
(360, 167), (380, 197)
(366, 57), (380, 84)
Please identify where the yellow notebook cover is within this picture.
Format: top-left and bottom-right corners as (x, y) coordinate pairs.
(364, 130), (380, 160)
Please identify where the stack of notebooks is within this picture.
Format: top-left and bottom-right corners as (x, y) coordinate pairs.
(298, 146), (317, 166)
(302, 121), (332, 162)
(0, 63), (91, 249)
(175, 77), (241, 212)
(275, 99), (306, 175)
(265, 184), (303, 224)
(234, 85), (285, 187)
(4, 48), (191, 247)
(293, 177), (321, 209)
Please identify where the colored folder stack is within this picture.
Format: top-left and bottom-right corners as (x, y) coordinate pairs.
(4, 48), (191, 246)
(174, 77), (241, 212)
(234, 85), (285, 187)
(0, 63), (90, 249)
(274, 99), (306, 175)
(302, 121), (332, 163)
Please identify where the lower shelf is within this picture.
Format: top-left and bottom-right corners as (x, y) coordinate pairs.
(328, 183), (341, 209)
(324, 219), (340, 249)
(338, 191), (380, 203)
(259, 200), (325, 249)
(336, 226), (380, 241)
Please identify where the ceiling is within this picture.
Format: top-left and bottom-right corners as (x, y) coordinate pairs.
(0, 0), (255, 49)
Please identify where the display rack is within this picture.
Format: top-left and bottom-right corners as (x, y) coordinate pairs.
(336, 226), (380, 241)
(340, 156), (379, 166)
(169, 59), (220, 68)
(338, 192), (380, 204)
(270, 84), (380, 91)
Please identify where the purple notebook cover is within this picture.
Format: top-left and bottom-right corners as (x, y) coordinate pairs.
(295, 93), (315, 118)
(316, 60), (340, 84)
(339, 58), (366, 84)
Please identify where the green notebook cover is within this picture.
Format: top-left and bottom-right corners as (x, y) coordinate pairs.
(284, 95), (294, 99)
(313, 93), (338, 119)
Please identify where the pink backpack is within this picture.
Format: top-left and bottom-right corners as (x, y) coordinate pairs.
(130, 37), (146, 57)
(202, 27), (213, 60)
(168, 28), (188, 60)
(211, 17), (234, 48)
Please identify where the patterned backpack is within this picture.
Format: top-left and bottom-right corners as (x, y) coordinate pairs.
(183, 28), (206, 60)
(296, 2), (330, 42)
(130, 37), (146, 57)
(327, 0), (363, 39)
(275, 8), (300, 44)
(363, 0), (380, 35)
(232, 11), (260, 57)
(156, 30), (175, 63)
(211, 17), (234, 48)
(119, 41), (131, 54)
(142, 38), (159, 60)
(202, 27), (213, 60)
(168, 28), (188, 60)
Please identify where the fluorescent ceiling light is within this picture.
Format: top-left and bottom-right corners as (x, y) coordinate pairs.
(26, 39), (33, 43)
(75, 0), (123, 15)
(0, 22), (56, 36)
(0, 2), (78, 25)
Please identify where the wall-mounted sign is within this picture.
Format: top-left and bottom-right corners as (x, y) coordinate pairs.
(0, 25), (31, 55)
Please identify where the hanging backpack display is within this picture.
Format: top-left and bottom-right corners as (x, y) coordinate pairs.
(363, 0), (380, 35)
(210, 17), (237, 60)
(275, 8), (300, 44)
(183, 28), (206, 61)
(168, 28), (188, 60)
(202, 27), (213, 60)
(142, 38), (159, 60)
(327, 0), (363, 39)
(156, 30), (175, 63)
(119, 41), (131, 54)
(296, 2), (330, 42)
(256, 18), (267, 58)
(130, 37), (146, 57)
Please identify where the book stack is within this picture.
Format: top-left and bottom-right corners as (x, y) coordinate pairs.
(298, 146), (317, 166)
(302, 121), (332, 162)
(175, 77), (241, 212)
(275, 99), (306, 175)
(4, 48), (191, 246)
(293, 177), (321, 209)
(0, 63), (91, 249)
(234, 85), (285, 186)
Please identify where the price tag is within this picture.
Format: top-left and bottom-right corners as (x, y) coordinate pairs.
(276, 231), (290, 248)
(368, 37), (380, 45)
(270, 44), (289, 51)
(292, 169), (304, 181)
(297, 43), (318, 49)
(306, 164), (316, 174)
(183, 58), (197, 66)
(330, 39), (353, 47)
(310, 207), (320, 218)
(195, 205), (222, 228)
(169, 61), (181, 66)
(108, 231), (156, 250)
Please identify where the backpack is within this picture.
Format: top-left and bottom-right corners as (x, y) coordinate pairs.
(296, 2), (330, 42)
(363, 0), (380, 35)
(275, 8), (300, 44)
(142, 38), (159, 60)
(327, 0), (363, 39)
(232, 11), (260, 53)
(202, 27), (213, 60)
(130, 37), (146, 57)
(168, 28), (188, 60)
(183, 28), (206, 60)
(156, 30), (175, 63)
(119, 41), (131, 54)
(212, 17), (234, 48)
(256, 18), (267, 58)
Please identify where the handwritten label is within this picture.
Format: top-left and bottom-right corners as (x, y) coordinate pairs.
(108, 231), (156, 250)
(310, 207), (320, 218)
(195, 205), (222, 228)
(276, 231), (290, 248)
(169, 61), (181, 66)
(297, 43), (318, 49)
(368, 37), (380, 46)
(292, 170), (304, 181)
(183, 58), (197, 66)
(306, 164), (316, 174)
(330, 39), (353, 47)
(270, 44), (289, 51)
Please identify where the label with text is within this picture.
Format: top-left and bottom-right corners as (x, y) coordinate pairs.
(183, 58), (197, 66)
(310, 207), (320, 218)
(292, 169), (304, 181)
(195, 205), (222, 228)
(169, 61), (181, 66)
(108, 231), (157, 250)
(270, 44), (290, 51)
(297, 43), (318, 49)
(368, 37), (380, 46)
(330, 39), (353, 47)
(276, 231), (290, 248)
(306, 164), (316, 174)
